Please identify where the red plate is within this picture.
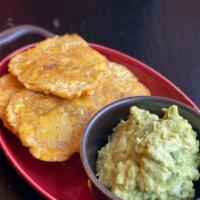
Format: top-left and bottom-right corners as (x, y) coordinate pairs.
(0, 43), (198, 200)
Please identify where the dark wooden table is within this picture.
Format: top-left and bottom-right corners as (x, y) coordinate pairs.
(0, 0), (200, 199)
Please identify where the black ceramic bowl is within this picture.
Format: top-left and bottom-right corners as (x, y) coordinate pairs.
(81, 96), (200, 200)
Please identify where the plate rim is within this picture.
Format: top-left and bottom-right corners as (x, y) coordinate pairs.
(0, 43), (198, 200)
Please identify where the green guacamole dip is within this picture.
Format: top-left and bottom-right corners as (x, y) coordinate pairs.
(96, 105), (200, 200)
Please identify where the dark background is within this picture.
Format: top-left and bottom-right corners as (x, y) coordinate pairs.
(0, 0), (200, 199)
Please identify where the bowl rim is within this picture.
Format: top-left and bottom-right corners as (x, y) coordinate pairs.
(81, 96), (200, 200)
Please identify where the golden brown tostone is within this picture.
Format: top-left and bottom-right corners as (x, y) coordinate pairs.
(8, 34), (109, 99)
(6, 62), (150, 162)
(0, 74), (23, 134)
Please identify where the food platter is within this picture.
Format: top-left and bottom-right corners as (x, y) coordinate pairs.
(0, 43), (198, 200)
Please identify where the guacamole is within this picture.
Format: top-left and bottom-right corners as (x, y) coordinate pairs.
(96, 105), (200, 200)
